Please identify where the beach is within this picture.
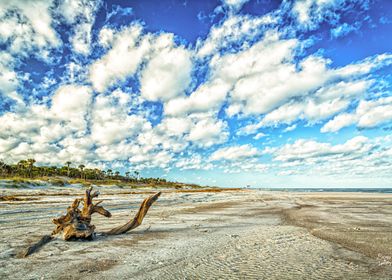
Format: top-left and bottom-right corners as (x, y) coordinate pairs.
(1, 185), (391, 279)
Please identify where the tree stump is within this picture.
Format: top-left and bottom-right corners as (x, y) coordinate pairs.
(22, 187), (161, 257)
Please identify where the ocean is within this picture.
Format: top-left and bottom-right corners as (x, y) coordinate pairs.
(259, 188), (392, 193)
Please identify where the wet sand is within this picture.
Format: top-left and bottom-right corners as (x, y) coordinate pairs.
(0, 185), (391, 279)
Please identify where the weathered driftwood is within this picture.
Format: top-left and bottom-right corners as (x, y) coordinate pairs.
(22, 187), (161, 257)
(105, 191), (161, 235)
(22, 235), (54, 257)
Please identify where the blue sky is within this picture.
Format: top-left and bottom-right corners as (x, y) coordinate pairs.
(0, 0), (392, 188)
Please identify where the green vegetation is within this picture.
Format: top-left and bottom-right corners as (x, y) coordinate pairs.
(0, 159), (202, 189)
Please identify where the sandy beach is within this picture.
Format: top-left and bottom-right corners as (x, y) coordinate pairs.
(1, 185), (391, 279)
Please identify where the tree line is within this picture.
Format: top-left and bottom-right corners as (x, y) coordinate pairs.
(0, 158), (168, 184)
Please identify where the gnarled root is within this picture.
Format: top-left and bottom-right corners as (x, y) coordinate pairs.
(105, 191), (161, 235)
(21, 188), (161, 257)
(21, 235), (54, 257)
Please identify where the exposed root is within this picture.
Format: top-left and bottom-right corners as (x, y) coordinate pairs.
(105, 192), (161, 235)
(22, 187), (161, 257)
(21, 235), (54, 257)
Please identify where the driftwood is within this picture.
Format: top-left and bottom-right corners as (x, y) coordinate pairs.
(22, 187), (161, 257)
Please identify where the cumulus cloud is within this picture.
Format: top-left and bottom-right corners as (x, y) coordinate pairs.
(89, 24), (148, 92)
(51, 85), (92, 118)
(320, 113), (356, 132)
(291, 0), (348, 29)
(58, 0), (102, 55)
(283, 124), (297, 132)
(220, 159), (268, 173)
(175, 154), (213, 170)
(90, 90), (149, 145)
(221, 0), (250, 11)
(90, 25), (193, 98)
(164, 79), (230, 116)
(140, 38), (193, 102)
(253, 132), (267, 140)
(188, 117), (229, 148)
(265, 135), (392, 177)
(322, 97), (392, 132)
(267, 136), (370, 162)
(210, 144), (261, 161)
(98, 27), (115, 48)
(196, 14), (277, 58)
(0, 0), (60, 59)
(330, 22), (359, 38)
(0, 52), (22, 104)
(0, 0), (391, 182)
(236, 53), (391, 136)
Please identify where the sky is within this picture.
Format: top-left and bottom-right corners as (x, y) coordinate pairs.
(0, 0), (392, 188)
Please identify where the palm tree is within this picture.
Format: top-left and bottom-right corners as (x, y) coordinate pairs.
(65, 161), (72, 177)
(78, 164), (85, 180)
(134, 171), (140, 182)
(27, 158), (36, 178)
(0, 160), (6, 176)
(107, 169), (113, 179)
(94, 168), (101, 180)
(125, 171), (130, 181)
(114, 171), (120, 179)
(17, 160), (27, 177)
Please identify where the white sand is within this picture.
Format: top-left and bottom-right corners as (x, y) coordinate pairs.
(1, 185), (391, 279)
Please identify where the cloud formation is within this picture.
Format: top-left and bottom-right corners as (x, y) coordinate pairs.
(0, 0), (391, 187)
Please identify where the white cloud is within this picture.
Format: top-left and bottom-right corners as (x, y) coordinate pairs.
(210, 144), (261, 161)
(220, 159), (268, 173)
(292, 0), (314, 25)
(322, 97), (392, 132)
(175, 154), (213, 170)
(1, 0), (391, 182)
(70, 23), (93, 55)
(267, 136), (370, 162)
(90, 26), (193, 97)
(331, 22), (359, 38)
(228, 54), (328, 115)
(90, 90), (149, 145)
(265, 135), (392, 177)
(283, 124), (297, 132)
(129, 150), (173, 170)
(89, 24), (148, 92)
(58, 0), (101, 55)
(51, 84), (92, 131)
(0, 52), (22, 104)
(196, 14), (277, 58)
(188, 117), (229, 147)
(0, 0), (61, 58)
(158, 117), (192, 136)
(58, 136), (95, 163)
(211, 33), (335, 117)
(253, 132), (267, 140)
(98, 27), (115, 48)
(140, 42), (192, 102)
(292, 0), (344, 29)
(164, 79), (230, 116)
(0, 84), (94, 164)
(321, 113), (357, 132)
(0, 137), (19, 154)
(221, 0), (250, 12)
(236, 53), (390, 135)
(356, 97), (392, 128)
(336, 53), (392, 77)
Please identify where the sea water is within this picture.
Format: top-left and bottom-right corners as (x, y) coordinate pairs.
(259, 187), (392, 193)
